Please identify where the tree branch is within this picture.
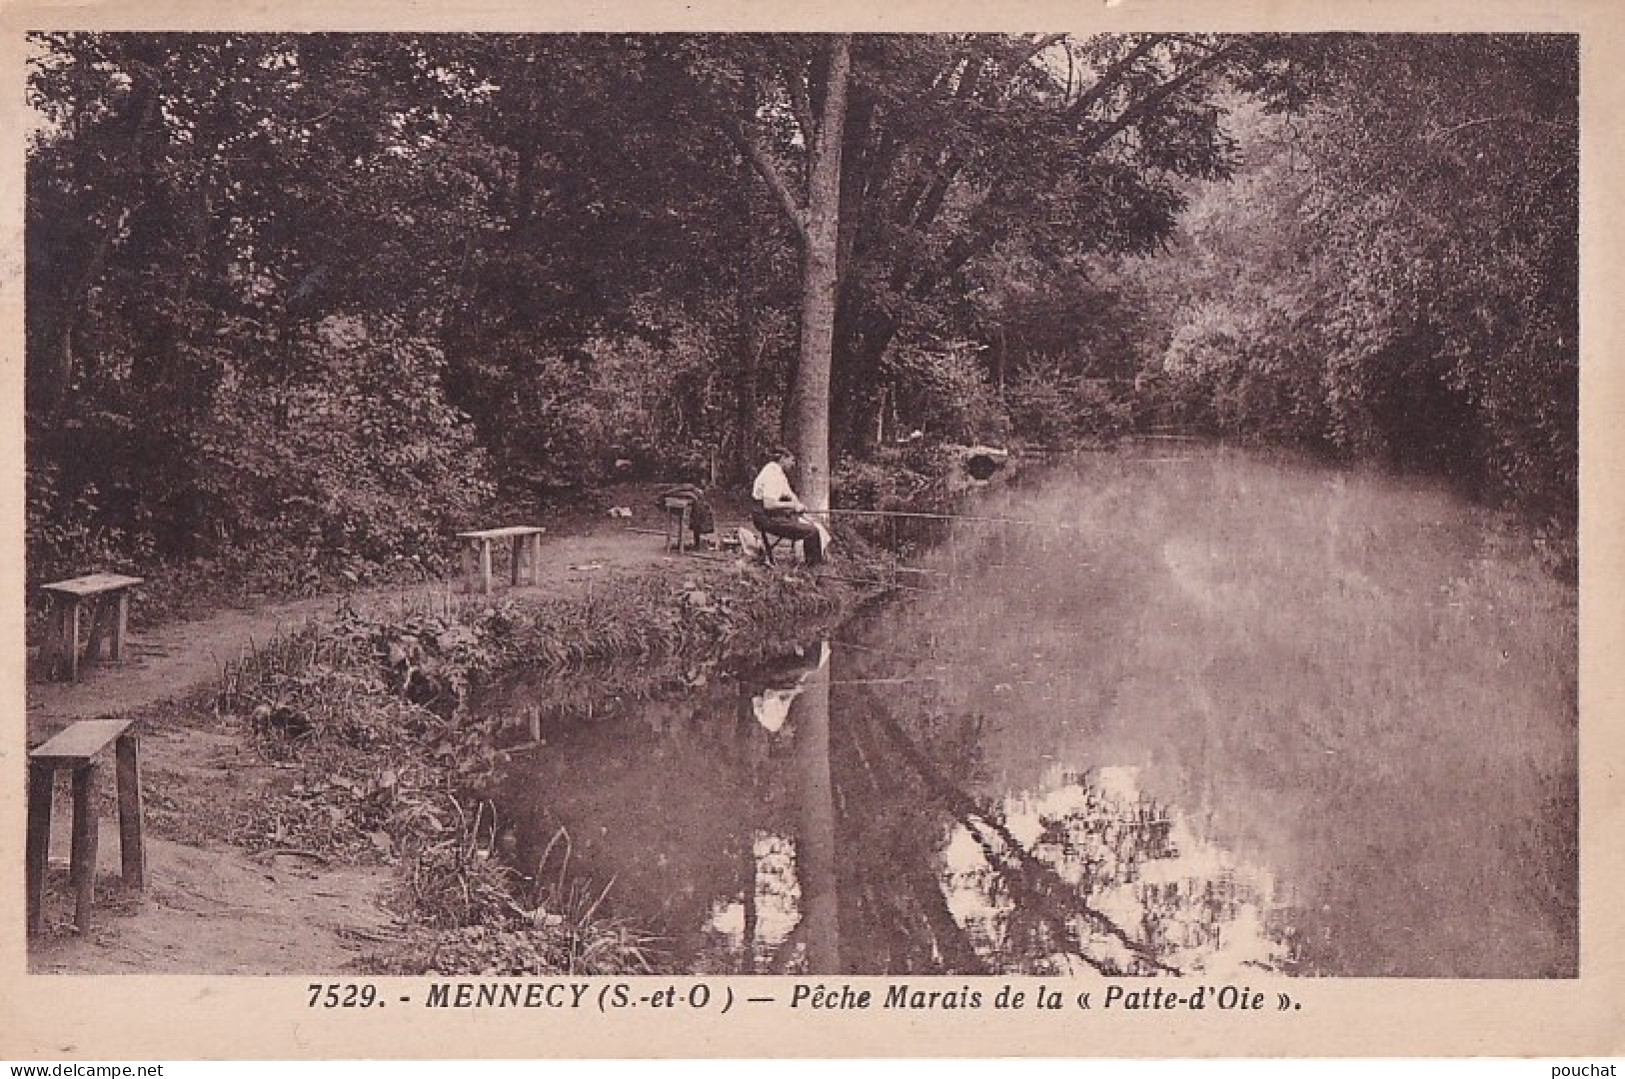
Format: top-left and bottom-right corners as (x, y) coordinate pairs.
(668, 51), (811, 243)
(868, 703), (1180, 975)
(1062, 34), (1171, 124)
(717, 111), (809, 244)
(904, 38), (1070, 236)
(1364, 112), (1572, 158)
(1004, 33), (1070, 79)
(1078, 40), (1242, 158)
(1164, 32), (1227, 55)
(909, 228), (985, 301)
(899, 54), (984, 230)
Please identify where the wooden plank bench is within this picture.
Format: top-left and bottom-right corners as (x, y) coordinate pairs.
(456, 526), (545, 596)
(41, 573), (144, 682)
(27, 719), (146, 934)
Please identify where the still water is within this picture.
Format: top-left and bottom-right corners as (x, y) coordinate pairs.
(484, 445), (1577, 977)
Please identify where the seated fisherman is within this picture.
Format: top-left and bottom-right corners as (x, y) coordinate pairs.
(750, 447), (825, 567)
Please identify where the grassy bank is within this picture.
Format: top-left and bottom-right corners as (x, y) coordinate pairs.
(207, 558), (870, 974)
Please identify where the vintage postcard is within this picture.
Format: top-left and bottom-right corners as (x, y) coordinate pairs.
(1, 0), (1620, 1061)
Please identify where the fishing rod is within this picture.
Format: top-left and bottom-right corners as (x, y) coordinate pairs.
(621, 528), (943, 592)
(803, 507), (1081, 529)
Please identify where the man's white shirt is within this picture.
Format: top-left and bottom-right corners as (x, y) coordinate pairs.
(752, 461), (797, 508)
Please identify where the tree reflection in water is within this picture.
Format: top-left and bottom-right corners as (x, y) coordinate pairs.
(940, 764), (1289, 975)
(489, 639), (1289, 976)
(834, 679), (1284, 976)
(709, 643), (1287, 976)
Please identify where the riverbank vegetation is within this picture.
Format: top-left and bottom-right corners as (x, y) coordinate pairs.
(26, 33), (1577, 605)
(193, 561), (859, 972)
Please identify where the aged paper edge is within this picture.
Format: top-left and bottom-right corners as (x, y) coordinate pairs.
(0, 0), (1619, 1060)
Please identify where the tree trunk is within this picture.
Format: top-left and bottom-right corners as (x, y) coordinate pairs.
(734, 334), (761, 483)
(831, 300), (898, 456)
(793, 647), (840, 973)
(789, 35), (851, 514)
(732, 151), (760, 482)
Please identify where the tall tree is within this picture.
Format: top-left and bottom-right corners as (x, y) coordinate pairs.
(674, 33), (1280, 490)
(667, 34), (853, 508)
(789, 35), (852, 512)
(816, 33), (1281, 452)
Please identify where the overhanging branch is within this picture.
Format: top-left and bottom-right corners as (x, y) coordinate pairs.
(1063, 34), (1171, 124)
(718, 112), (809, 244)
(1078, 40), (1243, 158)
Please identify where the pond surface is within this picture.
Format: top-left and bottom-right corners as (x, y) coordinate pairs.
(484, 444), (1577, 977)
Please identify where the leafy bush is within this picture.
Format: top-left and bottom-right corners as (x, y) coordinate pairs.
(27, 312), (494, 617)
(833, 455), (936, 513)
(191, 315), (494, 567)
(832, 443), (997, 554)
(885, 347), (1010, 446)
(1005, 362), (1135, 445)
(1148, 311), (1328, 446)
(1002, 367), (1078, 446)
(25, 463), (152, 590)
(453, 321), (727, 492)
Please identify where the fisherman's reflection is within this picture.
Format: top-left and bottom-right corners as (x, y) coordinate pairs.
(726, 641), (840, 973)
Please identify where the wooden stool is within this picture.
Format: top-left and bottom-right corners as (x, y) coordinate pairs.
(662, 495), (694, 552)
(41, 573), (144, 682)
(27, 719), (146, 934)
(456, 526), (545, 595)
(754, 526), (792, 566)
(748, 512), (794, 566)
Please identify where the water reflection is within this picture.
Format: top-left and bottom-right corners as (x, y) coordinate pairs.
(945, 764), (1285, 975)
(489, 639), (1293, 976)
(486, 448), (1576, 977)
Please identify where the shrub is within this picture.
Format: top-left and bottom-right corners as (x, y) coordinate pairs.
(455, 322), (728, 492)
(885, 346), (1010, 446)
(190, 315), (495, 570)
(1005, 363), (1134, 445)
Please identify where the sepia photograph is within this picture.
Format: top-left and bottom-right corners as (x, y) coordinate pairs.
(5, 7), (1614, 1061)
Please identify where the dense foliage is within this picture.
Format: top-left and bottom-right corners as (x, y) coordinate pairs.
(1120, 36), (1577, 536)
(26, 33), (1578, 592)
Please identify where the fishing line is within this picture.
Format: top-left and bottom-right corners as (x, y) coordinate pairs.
(805, 507), (1083, 529)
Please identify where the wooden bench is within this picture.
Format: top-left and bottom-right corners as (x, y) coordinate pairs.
(27, 719), (146, 934)
(456, 526), (545, 596)
(41, 573), (144, 682)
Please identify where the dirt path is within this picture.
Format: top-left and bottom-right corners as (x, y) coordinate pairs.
(25, 513), (714, 974)
(28, 526), (684, 730)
